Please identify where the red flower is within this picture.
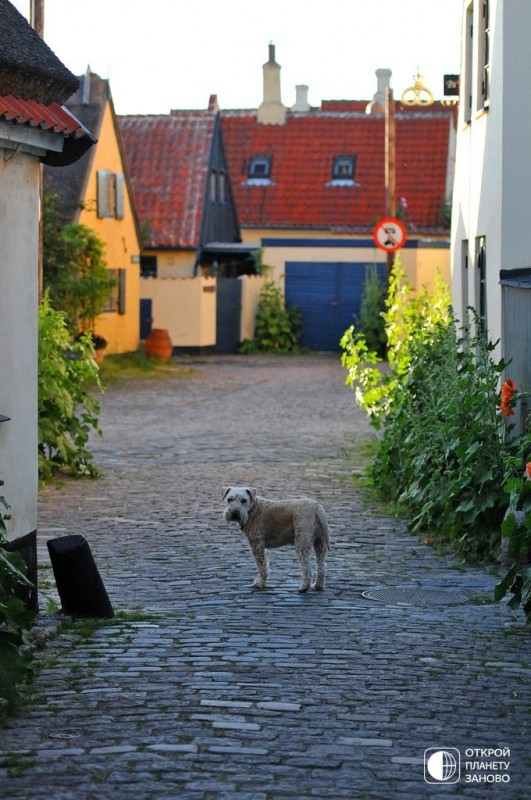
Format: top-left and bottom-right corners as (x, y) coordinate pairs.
(500, 379), (517, 417)
(525, 463), (531, 482)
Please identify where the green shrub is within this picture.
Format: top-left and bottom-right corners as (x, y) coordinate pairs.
(341, 257), (507, 560)
(245, 281), (302, 354)
(38, 293), (103, 480)
(43, 197), (115, 337)
(0, 485), (36, 718)
(356, 264), (387, 356)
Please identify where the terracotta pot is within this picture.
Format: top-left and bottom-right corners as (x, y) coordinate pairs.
(145, 328), (172, 360)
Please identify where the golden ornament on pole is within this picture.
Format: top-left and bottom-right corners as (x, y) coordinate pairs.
(401, 70), (434, 107)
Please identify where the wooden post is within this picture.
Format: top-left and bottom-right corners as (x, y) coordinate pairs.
(30, 0), (45, 302)
(385, 87), (396, 277)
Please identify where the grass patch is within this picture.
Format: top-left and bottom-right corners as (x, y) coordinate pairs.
(98, 350), (195, 385)
(55, 608), (161, 639)
(0, 752), (37, 777)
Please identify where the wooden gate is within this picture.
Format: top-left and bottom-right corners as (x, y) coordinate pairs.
(216, 279), (242, 353)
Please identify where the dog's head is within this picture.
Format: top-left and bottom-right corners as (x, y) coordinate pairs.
(222, 486), (257, 526)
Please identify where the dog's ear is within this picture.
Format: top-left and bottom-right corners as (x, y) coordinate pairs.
(245, 488), (257, 503)
(222, 487), (232, 500)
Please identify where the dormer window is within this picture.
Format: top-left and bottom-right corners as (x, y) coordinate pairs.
(245, 155), (274, 186)
(249, 155), (272, 179)
(332, 155), (356, 180)
(328, 155), (358, 187)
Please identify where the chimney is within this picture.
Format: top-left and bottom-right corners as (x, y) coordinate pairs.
(365, 68), (392, 115)
(292, 84), (310, 113)
(81, 65), (91, 105)
(208, 94), (219, 113)
(257, 43), (287, 125)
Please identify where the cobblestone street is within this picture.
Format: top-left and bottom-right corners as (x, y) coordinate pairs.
(1, 354), (529, 799)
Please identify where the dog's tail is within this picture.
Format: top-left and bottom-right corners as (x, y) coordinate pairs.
(315, 504), (331, 551)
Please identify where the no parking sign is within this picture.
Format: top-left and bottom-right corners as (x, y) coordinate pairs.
(373, 217), (407, 252)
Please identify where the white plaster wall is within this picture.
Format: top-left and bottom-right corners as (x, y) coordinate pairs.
(451, 0), (531, 351)
(0, 150), (39, 541)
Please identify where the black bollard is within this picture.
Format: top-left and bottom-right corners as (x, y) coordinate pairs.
(5, 530), (38, 612)
(47, 534), (114, 618)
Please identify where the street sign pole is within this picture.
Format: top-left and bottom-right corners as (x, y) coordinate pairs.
(385, 87), (396, 278)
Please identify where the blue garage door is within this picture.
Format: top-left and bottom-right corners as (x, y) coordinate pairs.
(285, 261), (386, 351)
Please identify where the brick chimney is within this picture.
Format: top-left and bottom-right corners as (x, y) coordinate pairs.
(365, 68), (392, 114)
(257, 43), (287, 125)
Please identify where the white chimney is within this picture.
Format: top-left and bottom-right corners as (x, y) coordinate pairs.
(365, 68), (392, 115)
(292, 84), (310, 112)
(257, 43), (287, 125)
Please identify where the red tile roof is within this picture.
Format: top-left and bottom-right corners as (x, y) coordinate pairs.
(0, 94), (96, 165)
(119, 111), (216, 248)
(221, 106), (454, 234)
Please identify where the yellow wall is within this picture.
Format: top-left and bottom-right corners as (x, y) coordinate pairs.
(151, 250), (196, 277)
(141, 276), (216, 348)
(240, 275), (266, 340)
(77, 101), (141, 354)
(242, 228), (450, 295)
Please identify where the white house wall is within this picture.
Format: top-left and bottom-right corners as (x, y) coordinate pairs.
(0, 148), (39, 541)
(452, 0), (531, 352)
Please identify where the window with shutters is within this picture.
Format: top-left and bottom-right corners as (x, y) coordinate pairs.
(463, 3), (473, 124)
(477, 0), (490, 111)
(102, 269), (126, 314)
(476, 236), (487, 334)
(97, 171), (125, 219)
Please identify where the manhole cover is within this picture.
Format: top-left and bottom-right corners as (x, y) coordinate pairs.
(362, 588), (470, 606)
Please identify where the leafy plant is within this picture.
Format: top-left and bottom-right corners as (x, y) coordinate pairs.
(494, 389), (531, 624)
(0, 484), (36, 718)
(341, 257), (508, 561)
(244, 280), (302, 354)
(43, 196), (115, 337)
(38, 293), (103, 480)
(355, 264), (387, 356)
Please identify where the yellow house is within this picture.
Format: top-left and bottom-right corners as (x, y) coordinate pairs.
(44, 69), (141, 354)
(221, 48), (456, 350)
(120, 100), (260, 353)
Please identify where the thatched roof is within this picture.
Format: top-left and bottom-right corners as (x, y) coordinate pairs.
(0, 0), (78, 104)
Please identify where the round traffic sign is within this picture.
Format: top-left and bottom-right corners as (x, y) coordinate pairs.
(373, 217), (407, 252)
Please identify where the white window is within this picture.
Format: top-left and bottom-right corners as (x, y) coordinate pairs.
(463, 2), (474, 124)
(249, 156), (271, 179)
(477, 0), (490, 111)
(332, 155), (356, 180)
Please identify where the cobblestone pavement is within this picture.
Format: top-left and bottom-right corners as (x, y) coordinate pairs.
(1, 355), (529, 799)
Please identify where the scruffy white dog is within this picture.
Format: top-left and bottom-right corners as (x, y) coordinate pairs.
(222, 486), (330, 592)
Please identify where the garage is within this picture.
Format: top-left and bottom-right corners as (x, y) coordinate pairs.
(285, 261), (386, 351)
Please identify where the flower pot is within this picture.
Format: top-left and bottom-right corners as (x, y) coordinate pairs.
(145, 328), (172, 359)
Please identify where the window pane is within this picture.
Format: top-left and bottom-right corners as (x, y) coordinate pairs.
(249, 156), (271, 178)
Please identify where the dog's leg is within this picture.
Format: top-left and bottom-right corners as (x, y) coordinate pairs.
(294, 531), (312, 593)
(249, 543), (269, 589)
(312, 537), (327, 591)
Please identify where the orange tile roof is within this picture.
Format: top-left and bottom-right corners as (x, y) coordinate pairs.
(0, 94), (96, 164)
(221, 106), (454, 234)
(119, 111), (216, 248)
